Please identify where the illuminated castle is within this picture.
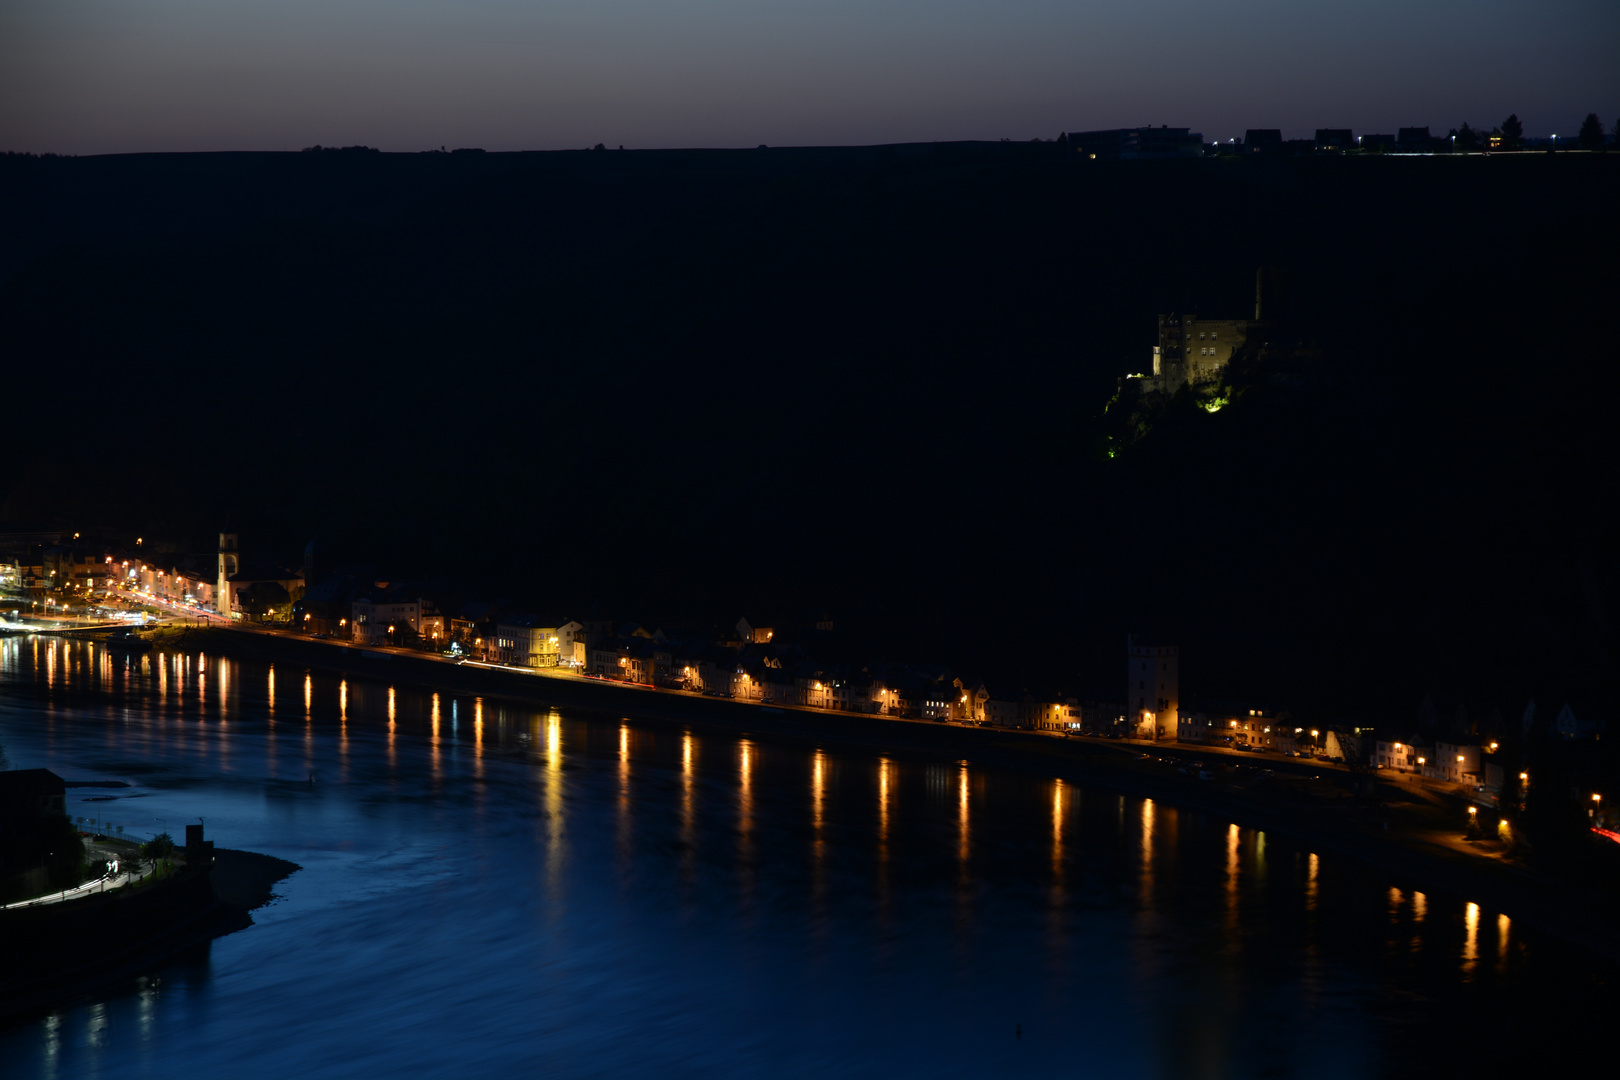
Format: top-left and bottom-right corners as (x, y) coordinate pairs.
(1139, 269), (1277, 394)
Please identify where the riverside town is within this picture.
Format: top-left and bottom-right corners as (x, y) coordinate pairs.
(4, 512), (1612, 876)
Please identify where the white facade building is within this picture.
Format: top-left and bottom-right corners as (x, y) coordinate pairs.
(351, 595), (422, 645)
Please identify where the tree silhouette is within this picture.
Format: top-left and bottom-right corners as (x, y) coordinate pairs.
(1578, 113), (1604, 150)
(1500, 114), (1523, 150)
(1456, 123), (1480, 153)
(388, 622), (420, 649)
(240, 581), (291, 621)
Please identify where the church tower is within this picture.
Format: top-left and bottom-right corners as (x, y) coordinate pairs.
(217, 531), (239, 617)
(1128, 633), (1179, 740)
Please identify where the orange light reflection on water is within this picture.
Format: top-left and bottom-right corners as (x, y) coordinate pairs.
(681, 731), (696, 845)
(1223, 823), (1241, 928)
(811, 750), (828, 910)
(430, 693), (442, 781)
(1052, 780), (1064, 878)
(543, 712), (564, 898)
(616, 722), (631, 870)
(957, 762), (971, 867)
(738, 739), (754, 850)
(878, 758), (891, 852)
(1047, 779), (1069, 961)
(1462, 902), (1480, 977)
(737, 739), (756, 911)
(339, 679), (349, 776)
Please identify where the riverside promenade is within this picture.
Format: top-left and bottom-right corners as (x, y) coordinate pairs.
(109, 622), (1620, 964)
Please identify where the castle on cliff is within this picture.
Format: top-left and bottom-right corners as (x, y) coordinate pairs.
(1135, 269), (1278, 394)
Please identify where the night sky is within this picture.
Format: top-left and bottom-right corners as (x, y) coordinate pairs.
(3, 0), (1615, 153)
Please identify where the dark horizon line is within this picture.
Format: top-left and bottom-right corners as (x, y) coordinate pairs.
(7, 122), (1614, 160)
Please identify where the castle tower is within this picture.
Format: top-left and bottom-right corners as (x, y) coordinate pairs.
(1254, 266), (1286, 323)
(217, 531), (239, 617)
(1128, 633), (1179, 740)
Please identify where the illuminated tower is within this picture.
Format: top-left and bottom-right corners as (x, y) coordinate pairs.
(1128, 633), (1179, 740)
(217, 531), (239, 616)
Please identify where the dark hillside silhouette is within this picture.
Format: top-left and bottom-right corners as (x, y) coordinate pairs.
(2, 146), (1616, 715)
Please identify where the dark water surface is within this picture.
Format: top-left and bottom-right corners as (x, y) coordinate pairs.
(0, 638), (1610, 1077)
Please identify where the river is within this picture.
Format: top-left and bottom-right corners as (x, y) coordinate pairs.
(0, 636), (1609, 1077)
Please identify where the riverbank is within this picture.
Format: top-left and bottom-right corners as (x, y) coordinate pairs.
(0, 848), (300, 1023)
(129, 625), (1620, 964)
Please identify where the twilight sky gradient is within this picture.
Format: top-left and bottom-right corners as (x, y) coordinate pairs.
(2, 0), (1615, 153)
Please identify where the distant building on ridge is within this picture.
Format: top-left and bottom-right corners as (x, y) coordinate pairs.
(1243, 129), (1283, 153)
(1067, 126), (1204, 160)
(1397, 127), (1433, 153)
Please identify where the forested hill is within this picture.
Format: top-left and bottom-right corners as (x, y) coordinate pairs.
(2, 145), (1616, 717)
